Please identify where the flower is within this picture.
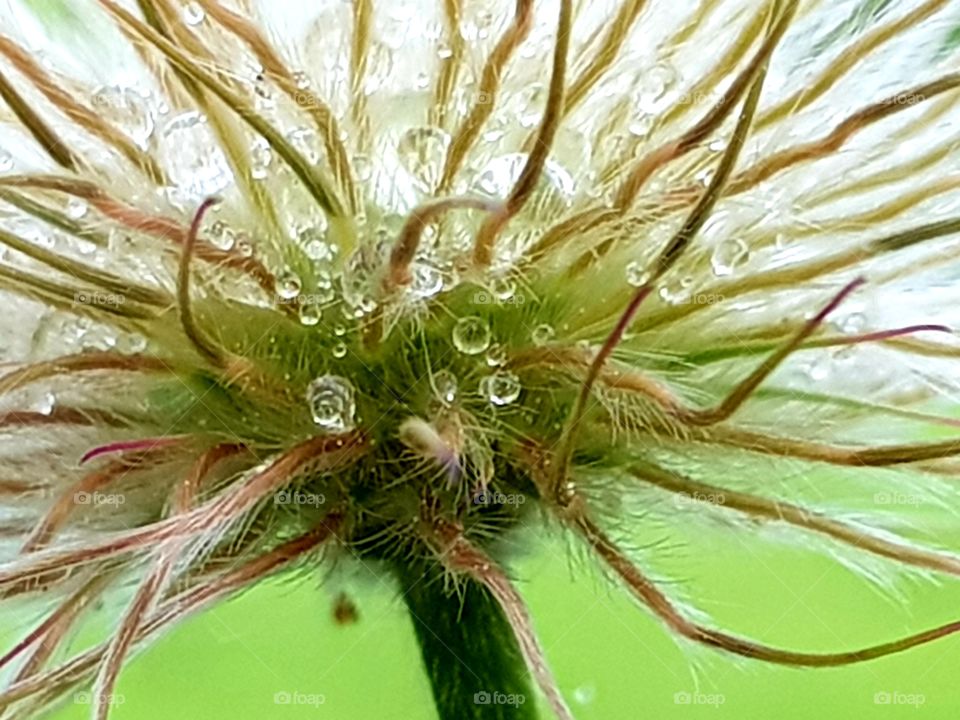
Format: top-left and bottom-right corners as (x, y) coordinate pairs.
(1, 0), (960, 718)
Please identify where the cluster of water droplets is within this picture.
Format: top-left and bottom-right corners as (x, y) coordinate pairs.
(450, 315), (522, 407)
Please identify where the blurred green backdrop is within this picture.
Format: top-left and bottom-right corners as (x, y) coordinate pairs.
(40, 529), (960, 719)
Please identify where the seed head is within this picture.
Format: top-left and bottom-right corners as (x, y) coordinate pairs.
(1, 1), (960, 718)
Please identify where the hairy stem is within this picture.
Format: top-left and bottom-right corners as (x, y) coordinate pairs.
(396, 560), (539, 720)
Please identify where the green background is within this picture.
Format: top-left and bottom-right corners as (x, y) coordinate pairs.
(40, 529), (960, 719)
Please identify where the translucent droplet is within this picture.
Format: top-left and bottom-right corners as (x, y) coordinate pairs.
(183, 1), (205, 25)
(299, 303), (322, 326)
(628, 112), (654, 138)
(250, 138), (272, 180)
(306, 375), (356, 432)
(625, 261), (652, 287)
(208, 220), (235, 251)
(452, 316), (491, 355)
(36, 391), (56, 415)
(66, 197), (88, 220)
(287, 126), (320, 165)
(490, 276), (516, 301)
(433, 370), (458, 405)
(532, 324), (555, 345)
(91, 86), (154, 148)
(807, 355), (832, 381)
(516, 83), (545, 128)
(485, 343), (507, 367)
(480, 371), (521, 406)
(634, 62), (677, 113)
(573, 684), (597, 705)
(658, 276), (694, 305)
(711, 238), (750, 277)
(837, 312), (867, 335)
(410, 263), (443, 299)
(253, 74), (275, 110)
(474, 153), (574, 220)
(292, 71), (310, 89)
(332, 342), (348, 359)
(398, 126), (450, 191)
(334, 324), (346, 337)
(275, 269), (302, 300)
(352, 154), (373, 182)
(161, 112), (231, 196)
(235, 232), (255, 257)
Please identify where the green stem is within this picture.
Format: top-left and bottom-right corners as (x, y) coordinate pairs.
(396, 560), (539, 720)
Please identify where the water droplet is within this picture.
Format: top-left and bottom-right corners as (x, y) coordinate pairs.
(250, 138), (272, 179)
(161, 112), (231, 196)
(837, 312), (867, 335)
(532, 324), (555, 345)
(207, 220), (235, 251)
(299, 303), (322, 326)
(183, 1), (205, 25)
(275, 269), (302, 300)
(36, 391), (56, 415)
(332, 342), (348, 359)
(807, 355), (832, 381)
(658, 276), (694, 305)
(516, 83), (545, 128)
(628, 112), (654, 138)
(485, 343), (507, 367)
(306, 375), (356, 432)
(474, 154), (574, 219)
(625, 260), (651, 287)
(92, 86), (154, 148)
(490, 276), (516, 301)
(711, 238), (750, 277)
(352, 154), (373, 182)
(66, 197), (88, 220)
(480, 371), (521, 406)
(433, 370), (458, 405)
(235, 232), (255, 257)
(398, 126), (450, 191)
(452, 316), (491, 355)
(573, 684), (596, 705)
(292, 70), (310, 89)
(410, 262), (444, 299)
(287, 126), (321, 165)
(634, 62), (677, 113)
